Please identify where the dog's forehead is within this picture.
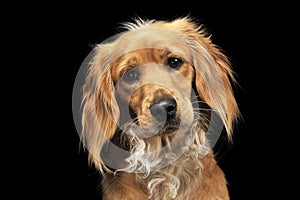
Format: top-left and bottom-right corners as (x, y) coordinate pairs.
(114, 28), (192, 61)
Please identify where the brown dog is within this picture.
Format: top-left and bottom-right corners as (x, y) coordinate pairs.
(80, 17), (240, 199)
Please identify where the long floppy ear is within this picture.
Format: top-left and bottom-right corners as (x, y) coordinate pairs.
(192, 41), (240, 136)
(81, 44), (120, 173)
(166, 17), (240, 136)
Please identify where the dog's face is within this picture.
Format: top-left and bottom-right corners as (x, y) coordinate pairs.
(80, 18), (239, 172)
(111, 48), (195, 136)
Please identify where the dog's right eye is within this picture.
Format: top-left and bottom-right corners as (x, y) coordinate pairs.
(167, 57), (183, 69)
(122, 68), (140, 84)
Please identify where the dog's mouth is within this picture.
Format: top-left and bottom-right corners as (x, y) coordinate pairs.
(154, 118), (181, 136)
(128, 111), (181, 137)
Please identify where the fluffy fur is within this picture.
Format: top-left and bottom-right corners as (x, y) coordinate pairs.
(81, 17), (240, 199)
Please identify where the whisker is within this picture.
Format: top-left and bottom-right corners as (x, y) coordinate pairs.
(190, 95), (202, 101)
(193, 108), (227, 115)
(190, 100), (208, 104)
(120, 115), (147, 126)
(193, 108), (213, 111)
(193, 111), (208, 117)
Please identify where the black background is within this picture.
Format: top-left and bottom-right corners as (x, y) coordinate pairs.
(22, 1), (299, 199)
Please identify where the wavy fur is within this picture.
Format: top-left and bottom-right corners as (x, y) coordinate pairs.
(81, 17), (240, 199)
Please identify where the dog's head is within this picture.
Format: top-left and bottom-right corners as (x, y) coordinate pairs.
(81, 17), (239, 173)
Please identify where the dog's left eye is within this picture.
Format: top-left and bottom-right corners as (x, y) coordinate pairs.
(167, 57), (183, 69)
(122, 68), (140, 84)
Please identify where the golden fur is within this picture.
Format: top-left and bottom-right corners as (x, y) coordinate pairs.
(81, 17), (240, 199)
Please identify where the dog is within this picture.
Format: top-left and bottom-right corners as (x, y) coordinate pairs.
(80, 17), (240, 199)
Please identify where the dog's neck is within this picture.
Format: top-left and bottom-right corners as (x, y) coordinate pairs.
(102, 151), (229, 200)
(143, 143), (205, 199)
(101, 131), (230, 200)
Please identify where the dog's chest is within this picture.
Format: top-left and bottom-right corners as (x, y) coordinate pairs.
(138, 155), (203, 199)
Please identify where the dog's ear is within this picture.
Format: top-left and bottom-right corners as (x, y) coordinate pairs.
(192, 42), (239, 136)
(170, 18), (240, 136)
(81, 44), (120, 172)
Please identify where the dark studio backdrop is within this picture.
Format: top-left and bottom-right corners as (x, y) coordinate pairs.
(23, 1), (298, 199)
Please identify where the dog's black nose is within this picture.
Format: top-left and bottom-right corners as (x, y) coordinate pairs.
(150, 97), (177, 122)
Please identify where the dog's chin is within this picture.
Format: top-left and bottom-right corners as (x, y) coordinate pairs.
(154, 122), (181, 137)
(138, 117), (182, 137)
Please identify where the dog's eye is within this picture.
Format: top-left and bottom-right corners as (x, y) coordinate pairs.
(167, 57), (183, 69)
(122, 68), (140, 84)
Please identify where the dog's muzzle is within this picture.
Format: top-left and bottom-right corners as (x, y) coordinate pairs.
(150, 97), (177, 122)
(149, 97), (180, 134)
